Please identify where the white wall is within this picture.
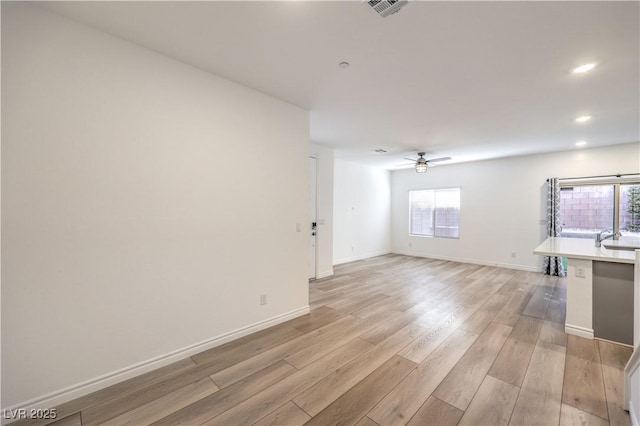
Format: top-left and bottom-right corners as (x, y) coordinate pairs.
(310, 144), (334, 278)
(392, 143), (640, 271)
(334, 159), (391, 264)
(1, 3), (309, 409)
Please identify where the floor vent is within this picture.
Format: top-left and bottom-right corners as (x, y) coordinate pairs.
(366, 0), (409, 18)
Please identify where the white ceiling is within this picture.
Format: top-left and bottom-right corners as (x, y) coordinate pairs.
(37, 1), (640, 169)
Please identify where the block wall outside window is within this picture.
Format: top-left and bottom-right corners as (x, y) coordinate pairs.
(559, 183), (640, 237)
(559, 185), (614, 230)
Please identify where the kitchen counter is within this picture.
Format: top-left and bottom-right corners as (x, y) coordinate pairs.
(534, 237), (637, 264)
(533, 236), (637, 345)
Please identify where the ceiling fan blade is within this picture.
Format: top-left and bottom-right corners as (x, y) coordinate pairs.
(403, 157), (418, 162)
(426, 156), (452, 163)
(395, 162), (415, 167)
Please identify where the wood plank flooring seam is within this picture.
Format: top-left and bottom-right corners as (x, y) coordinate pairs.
(290, 399), (312, 418)
(499, 319), (532, 426)
(355, 416), (382, 426)
(510, 340), (566, 425)
(562, 402), (610, 422)
(432, 322), (513, 411)
(596, 344), (612, 422)
(598, 344), (613, 424)
(368, 328), (479, 425)
(248, 400), (296, 426)
(494, 350), (527, 426)
(406, 395), (464, 426)
(458, 375), (520, 426)
(554, 345), (568, 426)
(304, 355), (418, 425)
(283, 358), (300, 371)
(504, 381), (521, 426)
(487, 316), (543, 387)
(459, 372), (512, 425)
(204, 338), (376, 425)
(559, 403), (611, 426)
(562, 335), (608, 419)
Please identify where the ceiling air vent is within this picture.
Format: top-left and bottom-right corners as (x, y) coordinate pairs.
(366, 0), (409, 18)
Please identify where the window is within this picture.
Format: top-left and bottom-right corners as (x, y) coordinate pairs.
(559, 180), (640, 238)
(620, 184), (640, 234)
(559, 185), (614, 237)
(410, 188), (460, 238)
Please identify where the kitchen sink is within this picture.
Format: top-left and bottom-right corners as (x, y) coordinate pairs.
(603, 244), (639, 251)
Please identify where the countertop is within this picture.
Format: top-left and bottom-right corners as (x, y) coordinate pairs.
(533, 237), (638, 264)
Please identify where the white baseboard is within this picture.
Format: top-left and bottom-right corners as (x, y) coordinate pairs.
(333, 250), (391, 266)
(624, 344), (640, 412)
(629, 401), (638, 426)
(565, 323), (594, 340)
(392, 250), (540, 273)
(316, 269), (334, 279)
(625, 345), (640, 376)
(1, 306), (310, 421)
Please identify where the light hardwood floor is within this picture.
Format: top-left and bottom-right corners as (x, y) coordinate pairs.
(12, 254), (632, 426)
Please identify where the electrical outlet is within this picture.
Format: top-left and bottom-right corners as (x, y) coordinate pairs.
(260, 294), (268, 305)
(409, 242), (413, 247)
(511, 252), (516, 258)
(351, 246), (355, 252)
(575, 267), (586, 278)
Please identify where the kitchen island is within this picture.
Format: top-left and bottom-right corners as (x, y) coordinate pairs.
(534, 237), (637, 345)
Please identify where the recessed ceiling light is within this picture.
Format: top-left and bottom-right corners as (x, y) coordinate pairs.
(338, 61), (350, 69)
(572, 63), (597, 74)
(576, 141), (588, 147)
(575, 115), (592, 123)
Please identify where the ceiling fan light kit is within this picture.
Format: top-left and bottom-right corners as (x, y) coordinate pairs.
(404, 152), (452, 173)
(415, 155), (428, 173)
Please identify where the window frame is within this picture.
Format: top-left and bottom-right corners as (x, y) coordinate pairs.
(408, 187), (461, 239)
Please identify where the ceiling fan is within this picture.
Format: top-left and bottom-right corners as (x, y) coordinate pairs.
(398, 152), (452, 173)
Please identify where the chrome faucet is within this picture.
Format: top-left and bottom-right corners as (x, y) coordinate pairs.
(595, 230), (621, 247)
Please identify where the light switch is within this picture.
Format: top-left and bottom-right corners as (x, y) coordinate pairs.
(575, 267), (586, 278)
(296, 223), (301, 232)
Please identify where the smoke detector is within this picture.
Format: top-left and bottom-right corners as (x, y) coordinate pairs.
(366, 0), (409, 18)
